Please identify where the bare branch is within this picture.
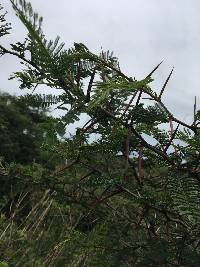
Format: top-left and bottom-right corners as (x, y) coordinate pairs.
(86, 68), (96, 102)
(193, 96), (197, 125)
(146, 60), (163, 78)
(120, 91), (138, 119)
(159, 67), (174, 99)
(164, 123), (180, 153)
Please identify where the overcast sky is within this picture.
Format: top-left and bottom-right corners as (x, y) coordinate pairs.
(1, 0), (200, 123)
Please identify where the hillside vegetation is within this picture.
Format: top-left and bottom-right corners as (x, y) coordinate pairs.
(0, 1), (200, 266)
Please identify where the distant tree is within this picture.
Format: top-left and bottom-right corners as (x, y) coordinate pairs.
(0, 92), (63, 164)
(0, 92), (65, 235)
(0, 1), (200, 266)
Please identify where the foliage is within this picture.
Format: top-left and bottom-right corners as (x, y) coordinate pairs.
(0, 1), (200, 266)
(0, 4), (11, 37)
(0, 92), (64, 164)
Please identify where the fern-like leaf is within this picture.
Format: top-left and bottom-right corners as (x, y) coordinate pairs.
(0, 4), (11, 38)
(10, 0), (64, 59)
(169, 174), (200, 223)
(21, 93), (62, 108)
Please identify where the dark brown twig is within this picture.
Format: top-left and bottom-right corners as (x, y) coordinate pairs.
(97, 57), (131, 81)
(121, 91), (138, 118)
(146, 61), (163, 78)
(135, 90), (143, 106)
(193, 96), (197, 125)
(124, 127), (131, 180)
(53, 160), (78, 175)
(158, 67), (174, 99)
(164, 123), (180, 153)
(79, 171), (95, 181)
(76, 60), (81, 88)
(81, 118), (99, 134)
(86, 68), (96, 102)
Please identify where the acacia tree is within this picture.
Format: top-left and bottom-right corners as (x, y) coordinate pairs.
(0, 1), (200, 266)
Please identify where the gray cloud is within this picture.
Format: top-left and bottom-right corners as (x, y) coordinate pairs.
(1, 0), (200, 122)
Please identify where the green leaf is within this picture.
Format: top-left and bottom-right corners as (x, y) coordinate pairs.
(0, 262), (9, 267)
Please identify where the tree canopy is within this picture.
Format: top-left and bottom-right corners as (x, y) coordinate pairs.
(0, 1), (200, 266)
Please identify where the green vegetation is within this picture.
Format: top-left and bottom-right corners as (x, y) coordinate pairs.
(0, 1), (200, 266)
